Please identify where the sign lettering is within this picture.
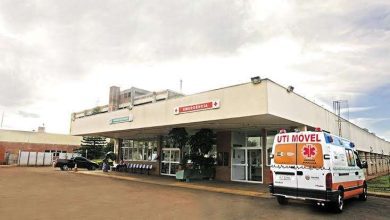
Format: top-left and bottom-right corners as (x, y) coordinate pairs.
(277, 133), (320, 143)
(174, 100), (220, 115)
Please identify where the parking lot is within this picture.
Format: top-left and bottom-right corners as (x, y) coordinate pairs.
(0, 167), (389, 220)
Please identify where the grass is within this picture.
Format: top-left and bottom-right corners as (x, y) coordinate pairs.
(367, 174), (390, 193)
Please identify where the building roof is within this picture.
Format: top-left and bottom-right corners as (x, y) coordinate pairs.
(0, 129), (82, 146)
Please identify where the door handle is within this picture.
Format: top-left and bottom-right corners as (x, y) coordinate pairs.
(297, 171), (303, 176)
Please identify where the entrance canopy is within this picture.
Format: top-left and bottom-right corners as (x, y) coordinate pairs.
(87, 114), (306, 140)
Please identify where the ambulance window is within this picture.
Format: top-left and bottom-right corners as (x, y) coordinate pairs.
(341, 139), (350, 147)
(333, 137), (343, 146)
(346, 149), (356, 166)
(354, 151), (362, 167)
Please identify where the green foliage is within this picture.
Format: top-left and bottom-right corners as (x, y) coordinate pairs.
(188, 129), (216, 169)
(91, 106), (101, 115)
(168, 127), (189, 149)
(104, 139), (115, 154)
(367, 175), (390, 192)
(76, 136), (107, 159)
(189, 129), (215, 155)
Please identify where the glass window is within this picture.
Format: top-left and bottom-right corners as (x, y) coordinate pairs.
(266, 135), (275, 166)
(246, 136), (261, 147)
(122, 139), (158, 161)
(346, 149), (356, 166)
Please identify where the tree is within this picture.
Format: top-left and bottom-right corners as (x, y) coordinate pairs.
(91, 106), (101, 115)
(104, 139), (114, 154)
(188, 129), (216, 169)
(168, 127), (189, 163)
(76, 136), (107, 159)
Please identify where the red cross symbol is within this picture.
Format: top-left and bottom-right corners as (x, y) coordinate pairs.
(302, 144), (316, 158)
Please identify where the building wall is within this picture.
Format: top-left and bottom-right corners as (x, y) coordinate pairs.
(0, 129), (82, 146)
(266, 81), (390, 155)
(0, 147), (4, 163)
(0, 141), (77, 155)
(70, 82), (269, 135)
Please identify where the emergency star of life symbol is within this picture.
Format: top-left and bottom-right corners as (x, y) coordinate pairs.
(302, 144), (316, 158)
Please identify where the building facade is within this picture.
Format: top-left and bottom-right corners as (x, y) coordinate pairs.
(0, 128), (82, 165)
(70, 79), (390, 183)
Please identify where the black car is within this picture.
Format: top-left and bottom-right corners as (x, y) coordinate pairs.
(54, 156), (99, 171)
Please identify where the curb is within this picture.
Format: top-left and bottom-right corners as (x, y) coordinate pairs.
(368, 192), (390, 199)
(73, 171), (271, 199)
(0, 165), (18, 168)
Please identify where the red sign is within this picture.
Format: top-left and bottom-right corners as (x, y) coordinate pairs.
(276, 133), (321, 143)
(174, 100), (220, 115)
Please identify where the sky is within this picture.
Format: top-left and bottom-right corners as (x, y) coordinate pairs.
(0, 0), (389, 140)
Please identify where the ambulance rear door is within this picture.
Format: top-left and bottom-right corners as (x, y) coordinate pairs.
(273, 132), (327, 198)
(273, 140), (299, 197)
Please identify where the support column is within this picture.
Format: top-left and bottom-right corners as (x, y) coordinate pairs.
(113, 138), (123, 162)
(215, 131), (232, 182)
(262, 129), (270, 185)
(157, 135), (163, 176)
(297, 125), (307, 131)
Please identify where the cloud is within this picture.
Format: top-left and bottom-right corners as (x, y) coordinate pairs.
(0, 0), (389, 139)
(341, 106), (376, 113)
(350, 117), (390, 130)
(17, 110), (40, 118)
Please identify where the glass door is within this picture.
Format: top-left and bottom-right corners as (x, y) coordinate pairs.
(161, 148), (180, 176)
(247, 149), (262, 182)
(231, 148), (263, 183)
(232, 148), (246, 181)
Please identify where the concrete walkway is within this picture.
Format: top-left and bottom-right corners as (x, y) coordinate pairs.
(74, 170), (272, 198)
(75, 170), (390, 199)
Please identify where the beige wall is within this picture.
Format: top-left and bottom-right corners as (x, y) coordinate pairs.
(70, 79), (390, 156)
(266, 81), (390, 155)
(71, 82), (269, 135)
(0, 129), (82, 146)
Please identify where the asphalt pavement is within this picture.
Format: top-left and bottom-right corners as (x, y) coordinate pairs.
(0, 167), (389, 220)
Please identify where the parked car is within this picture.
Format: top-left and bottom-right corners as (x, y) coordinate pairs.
(54, 156), (99, 171)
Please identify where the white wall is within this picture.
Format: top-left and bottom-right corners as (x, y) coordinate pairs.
(71, 83), (269, 135)
(266, 80), (390, 155)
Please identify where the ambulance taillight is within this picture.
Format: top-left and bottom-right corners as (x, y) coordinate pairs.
(315, 127), (322, 132)
(326, 173), (333, 190)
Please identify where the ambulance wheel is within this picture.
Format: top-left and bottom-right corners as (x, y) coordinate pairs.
(359, 184), (368, 201)
(332, 191), (344, 213)
(277, 196), (288, 205)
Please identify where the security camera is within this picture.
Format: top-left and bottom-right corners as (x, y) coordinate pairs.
(287, 86), (294, 93)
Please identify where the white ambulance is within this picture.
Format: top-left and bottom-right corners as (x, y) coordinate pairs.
(269, 128), (368, 213)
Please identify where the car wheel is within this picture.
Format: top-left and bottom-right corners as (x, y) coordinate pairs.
(277, 196), (288, 205)
(332, 191), (344, 213)
(359, 184), (368, 201)
(62, 165), (68, 171)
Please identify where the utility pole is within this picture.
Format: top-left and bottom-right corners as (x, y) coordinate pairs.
(332, 100), (349, 137)
(180, 79), (183, 93)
